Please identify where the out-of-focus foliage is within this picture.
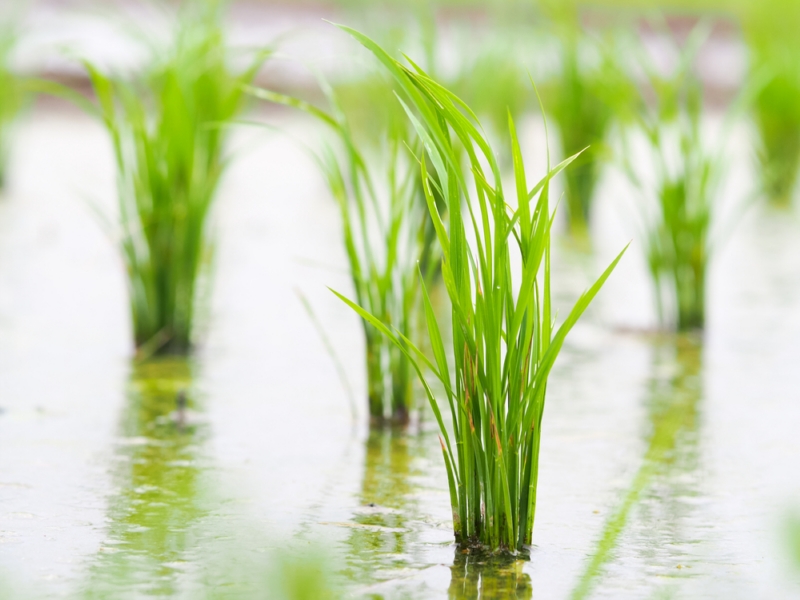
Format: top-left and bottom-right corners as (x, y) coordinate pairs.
(269, 551), (338, 600)
(249, 80), (436, 424)
(79, 1), (268, 356)
(788, 512), (800, 572)
(0, 24), (23, 190)
(623, 28), (721, 331)
(331, 72), (408, 148)
(739, 0), (800, 207)
(450, 37), (532, 143)
(199, 544), (338, 600)
(540, 1), (636, 237)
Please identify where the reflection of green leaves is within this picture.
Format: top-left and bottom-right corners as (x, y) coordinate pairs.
(448, 551), (532, 599)
(343, 430), (422, 585)
(80, 357), (341, 599)
(572, 336), (702, 600)
(82, 359), (203, 598)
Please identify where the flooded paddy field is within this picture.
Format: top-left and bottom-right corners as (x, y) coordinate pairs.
(1, 104), (799, 599)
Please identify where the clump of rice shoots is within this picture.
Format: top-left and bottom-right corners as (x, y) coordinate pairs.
(788, 512), (800, 571)
(624, 34), (720, 332)
(249, 83), (436, 425)
(450, 39), (531, 148)
(742, 0), (800, 207)
(753, 66), (800, 207)
(334, 27), (626, 552)
(0, 25), (22, 191)
(542, 4), (633, 238)
(83, 3), (267, 355)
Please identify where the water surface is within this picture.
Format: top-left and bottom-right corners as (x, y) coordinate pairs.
(0, 109), (799, 598)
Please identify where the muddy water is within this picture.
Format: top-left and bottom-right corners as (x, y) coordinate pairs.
(1, 107), (800, 599)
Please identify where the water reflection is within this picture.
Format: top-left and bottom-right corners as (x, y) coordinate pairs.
(344, 427), (425, 584)
(448, 552), (532, 599)
(572, 335), (703, 599)
(80, 359), (206, 598)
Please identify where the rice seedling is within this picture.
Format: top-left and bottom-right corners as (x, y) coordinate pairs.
(740, 0), (800, 207)
(622, 28), (723, 332)
(0, 24), (23, 191)
(450, 38), (532, 148)
(74, 1), (267, 356)
(249, 82), (436, 425)
(541, 5), (635, 238)
(332, 27), (626, 552)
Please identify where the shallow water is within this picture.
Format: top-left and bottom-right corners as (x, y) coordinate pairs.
(1, 107), (800, 599)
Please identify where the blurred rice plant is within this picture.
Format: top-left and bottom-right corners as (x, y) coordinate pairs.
(788, 512), (800, 572)
(81, 1), (267, 356)
(450, 37), (532, 147)
(541, 2), (636, 238)
(740, 0), (800, 207)
(250, 81), (436, 425)
(199, 544), (338, 600)
(0, 24), (23, 191)
(623, 28), (722, 332)
(269, 550), (338, 600)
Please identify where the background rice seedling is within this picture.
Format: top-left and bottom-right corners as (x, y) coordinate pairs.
(334, 27), (625, 551)
(450, 36), (533, 150)
(540, 2), (636, 239)
(250, 80), (436, 424)
(621, 27), (725, 332)
(740, 0), (800, 208)
(79, 1), (268, 356)
(0, 23), (23, 191)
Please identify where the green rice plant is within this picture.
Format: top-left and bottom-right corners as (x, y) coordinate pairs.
(249, 84), (435, 425)
(622, 29), (722, 332)
(541, 4), (636, 238)
(330, 71), (410, 154)
(740, 0), (800, 207)
(332, 27), (626, 552)
(450, 37), (532, 148)
(79, 2), (267, 355)
(0, 24), (23, 190)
